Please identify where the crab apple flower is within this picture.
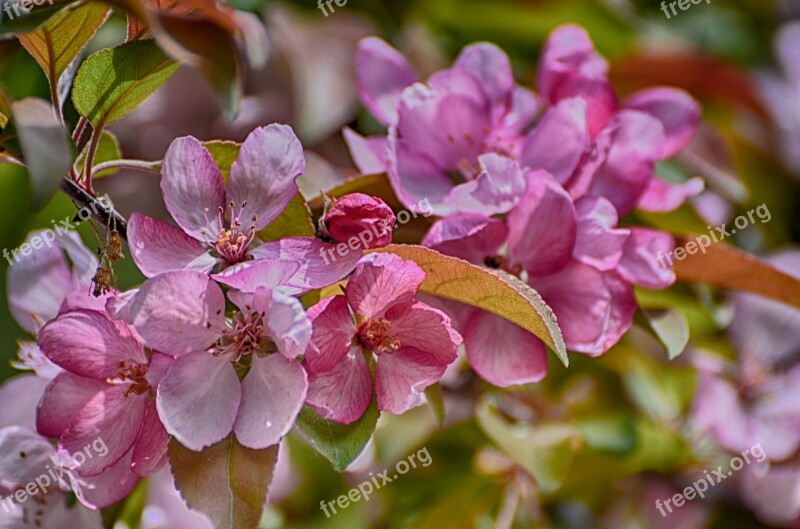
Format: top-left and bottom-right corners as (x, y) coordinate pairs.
(536, 24), (704, 215)
(112, 271), (310, 451)
(35, 309), (171, 507)
(347, 37), (537, 216)
(303, 253), (462, 424)
(423, 170), (673, 386)
(323, 193), (396, 249)
(127, 124), (306, 277)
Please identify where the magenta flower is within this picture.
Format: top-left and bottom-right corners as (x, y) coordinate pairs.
(348, 38), (535, 216)
(303, 253), (462, 424)
(423, 170), (674, 386)
(323, 193), (396, 249)
(112, 271), (310, 451)
(127, 124), (306, 277)
(35, 309), (170, 507)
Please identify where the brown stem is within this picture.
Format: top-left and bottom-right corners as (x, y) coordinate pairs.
(60, 178), (127, 241)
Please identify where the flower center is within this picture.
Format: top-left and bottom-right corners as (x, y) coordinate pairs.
(115, 360), (150, 397)
(201, 201), (257, 265)
(212, 309), (274, 363)
(357, 319), (400, 355)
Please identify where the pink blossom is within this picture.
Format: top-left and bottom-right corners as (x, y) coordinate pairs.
(323, 193), (396, 249)
(36, 309), (171, 507)
(111, 271), (310, 451)
(303, 253), (462, 424)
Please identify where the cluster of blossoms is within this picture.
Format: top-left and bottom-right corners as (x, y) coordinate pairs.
(2, 23), (709, 521)
(345, 24), (702, 385)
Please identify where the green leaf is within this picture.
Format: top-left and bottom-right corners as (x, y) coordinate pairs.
(295, 401), (379, 472)
(424, 383), (446, 427)
(11, 97), (74, 208)
(373, 245), (568, 367)
(0, 1), (72, 36)
(204, 139), (240, 180)
(642, 308), (690, 360)
(18, 2), (110, 106)
(259, 194), (315, 242)
(574, 414), (637, 454)
(476, 397), (579, 494)
(168, 435), (279, 529)
(72, 39), (179, 128)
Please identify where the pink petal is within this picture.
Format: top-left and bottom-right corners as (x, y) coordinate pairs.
(532, 262), (636, 356)
(306, 344), (373, 425)
(304, 295), (357, 374)
(119, 271), (226, 356)
(254, 288), (313, 359)
(375, 347), (449, 415)
(131, 401), (169, 477)
(0, 374), (49, 431)
(501, 86), (540, 133)
(538, 24), (609, 100)
(388, 134), (454, 215)
(506, 170), (577, 276)
(0, 426), (56, 483)
(249, 237), (362, 292)
(156, 353), (241, 451)
(75, 449), (139, 509)
(585, 110), (666, 216)
(444, 153), (527, 215)
(346, 253), (425, 319)
(776, 22), (800, 89)
(421, 213), (508, 264)
(59, 386), (149, 476)
(637, 176), (705, 213)
(343, 127), (389, 175)
(623, 87), (701, 158)
(520, 98), (588, 184)
(127, 213), (218, 277)
(386, 301), (462, 364)
(213, 258), (301, 294)
(573, 196), (629, 271)
(227, 124), (305, 231)
(454, 42), (515, 105)
(617, 228), (676, 289)
(463, 311), (548, 387)
(37, 372), (106, 438)
(161, 136), (226, 241)
(356, 37), (418, 125)
(691, 371), (751, 453)
(38, 309), (146, 380)
(741, 462), (800, 527)
(233, 354), (307, 449)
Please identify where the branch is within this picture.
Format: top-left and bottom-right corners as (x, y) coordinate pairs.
(60, 177), (128, 240)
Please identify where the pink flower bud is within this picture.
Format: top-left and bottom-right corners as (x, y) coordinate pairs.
(324, 193), (396, 249)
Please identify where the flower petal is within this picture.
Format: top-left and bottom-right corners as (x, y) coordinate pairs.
(59, 386), (149, 476)
(249, 237), (361, 293)
(213, 258), (301, 295)
(623, 87), (701, 158)
(637, 176), (704, 213)
(507, 170), (577, 276)
(573, 196), (629, 271)
(375, 347), (449, 415)
(343, 127), (389, 175)
(454, 42), (515, 106)
(37, 372), (107, 438)
(305, 295), (357, 374)
(306, 344), (373, 425)
(443, 153), (527, 215)
(227, 124), (305, 231)
(0, 374), (49, 431)
(346, 253), (425, 319)
(617, 228), (676, 289)
(386, 301), (462, 364)
(131, 401), (169, 477)
(233, 354), (307, 449)
(38, 309), (146, 380)
(161, 136), (226, 241)
(156, 353), (241, 451)
(356, 37), (418, 125)
(127, 213), (218, 277)
(388, 134), (454, 214)
(119, 271), (226, 356)
(520, 98), (588, 184)
(421, 213), (507, 264)
(75, 449), (139, 509)
(255, 288), (313, 359)
(0, 425), (56, 483)
(463, 311), (548, 387)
